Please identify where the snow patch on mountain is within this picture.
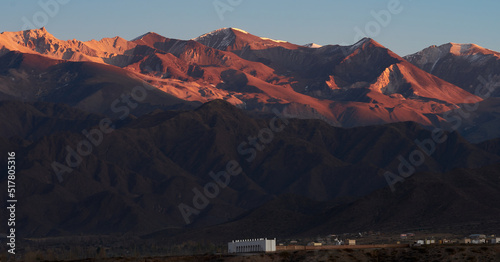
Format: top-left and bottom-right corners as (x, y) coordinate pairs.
(232, 28), (249, 34)
(304, 43), (322, 48)
(260, 37), (288, 43)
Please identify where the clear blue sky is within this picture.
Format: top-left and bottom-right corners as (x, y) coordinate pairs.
(1, 0), (499, 56)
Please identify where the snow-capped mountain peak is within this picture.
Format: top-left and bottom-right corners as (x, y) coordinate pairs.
(192, 28), (237, 50)
(193, 27), (301, 51)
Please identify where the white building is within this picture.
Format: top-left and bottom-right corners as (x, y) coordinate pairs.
(471, 239), (486, 244)
(228, 238), (276, 253)
(470, 234), (487, 244)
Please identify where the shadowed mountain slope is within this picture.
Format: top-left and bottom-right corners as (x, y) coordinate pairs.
(0, 100), (498, 238)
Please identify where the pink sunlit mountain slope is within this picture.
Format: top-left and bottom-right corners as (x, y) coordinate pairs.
(0, 27), (483, 128)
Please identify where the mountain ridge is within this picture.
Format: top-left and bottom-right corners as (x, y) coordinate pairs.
(0, 27), (488, 131)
